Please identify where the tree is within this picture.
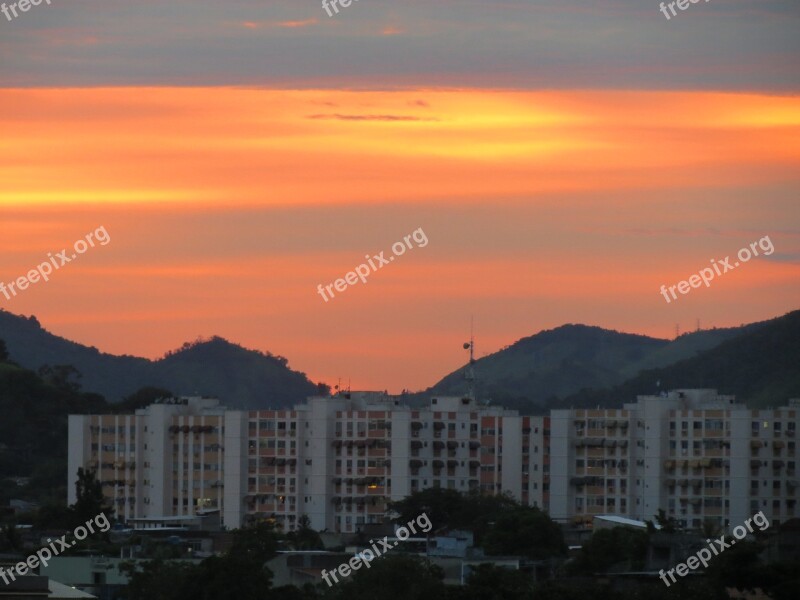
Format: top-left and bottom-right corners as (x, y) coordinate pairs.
(461, 563), (534, 600)
(0, 524), (22, 552)
(568, 527), (648, 574)
(72, 467), (112, 526)
(114, 387), (173, 413)
(38, 364), (82, 392)
(326, 555), (445, 600)
(120, 559), (195, 600)
(648, 509), (678, 533)
(389, 487), (463, 531)
(0, 339), (8, 362)
(286, 515), (324, 550)
(389, 488), (518, 544)
(227, 520), (280, 563)
(701, 518), (723, 539)
(179, 554), (273, 600)
(482, 507), (566, 560)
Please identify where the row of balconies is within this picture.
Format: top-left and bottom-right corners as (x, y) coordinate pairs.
(169, 425), (215, 434)
(90, 459), (136, 470)
(253, 457), (298, 467)
(666, 478), (719, 488)
(332, 476), (384, 486)
(574, 419), (630, 430)
(246, 485), (296, 494)
(570, 476), (606, 486)
(335, 465), (391, 477)
(332, 496), (388, 506)
(752, 439), (794, 450)
(753, 429), (795, 438)
(751, 459), (794, 470)
(331, 439), (391, 448)
(249, 429), (297, 437)
(101, 479), (135, 487)
(574, 439), (629, 448)
(665, 458), (724, 470)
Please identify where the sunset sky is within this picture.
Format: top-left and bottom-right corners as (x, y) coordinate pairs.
(1, 1), (798, 393)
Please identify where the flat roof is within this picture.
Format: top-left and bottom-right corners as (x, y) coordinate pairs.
(593, 515), (659, 529)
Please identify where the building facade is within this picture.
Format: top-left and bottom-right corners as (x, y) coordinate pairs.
(69, 389), (797, 534)
(550, 389), (798, 530)
(68, 397), (226, 523)
(69, 393), (543, 532)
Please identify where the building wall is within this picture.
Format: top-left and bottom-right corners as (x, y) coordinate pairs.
(548, 390), (798, 532)
(67, 397), (226, 524)
(68, 390), (797, 534)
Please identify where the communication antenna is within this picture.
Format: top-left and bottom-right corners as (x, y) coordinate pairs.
(463, 317), (476, 400)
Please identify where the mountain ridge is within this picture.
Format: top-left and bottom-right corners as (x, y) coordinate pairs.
(0, 310), (321, 409)
(421, 320), (765, 408)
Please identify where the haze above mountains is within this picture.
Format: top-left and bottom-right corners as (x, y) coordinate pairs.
(0, 308), (797, 411)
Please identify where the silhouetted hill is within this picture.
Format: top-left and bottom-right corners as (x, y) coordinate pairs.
(554, 309), (800, 410)
(423, 322), (758, 410)
(0, 310), (321, 409)
(0, 359), (107, 501)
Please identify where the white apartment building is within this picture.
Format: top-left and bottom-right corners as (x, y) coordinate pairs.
(68, 397), (226, 523)
(550, 389), (799, 531)
(69, 393), (546, 532)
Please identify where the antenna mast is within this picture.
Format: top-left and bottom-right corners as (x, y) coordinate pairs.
(463, 317), (476, 400)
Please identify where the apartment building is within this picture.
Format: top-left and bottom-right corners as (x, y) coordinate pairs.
(69, 393), (543, 532)
(228, 393), (542, 533)
(550, 389), (799, 531)
(71, 388), (793, 535)
(68, 397), (226, 523)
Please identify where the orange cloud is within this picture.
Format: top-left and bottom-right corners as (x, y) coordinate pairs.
(1, 88), (798, 209)
(279, 18), (318, 28)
